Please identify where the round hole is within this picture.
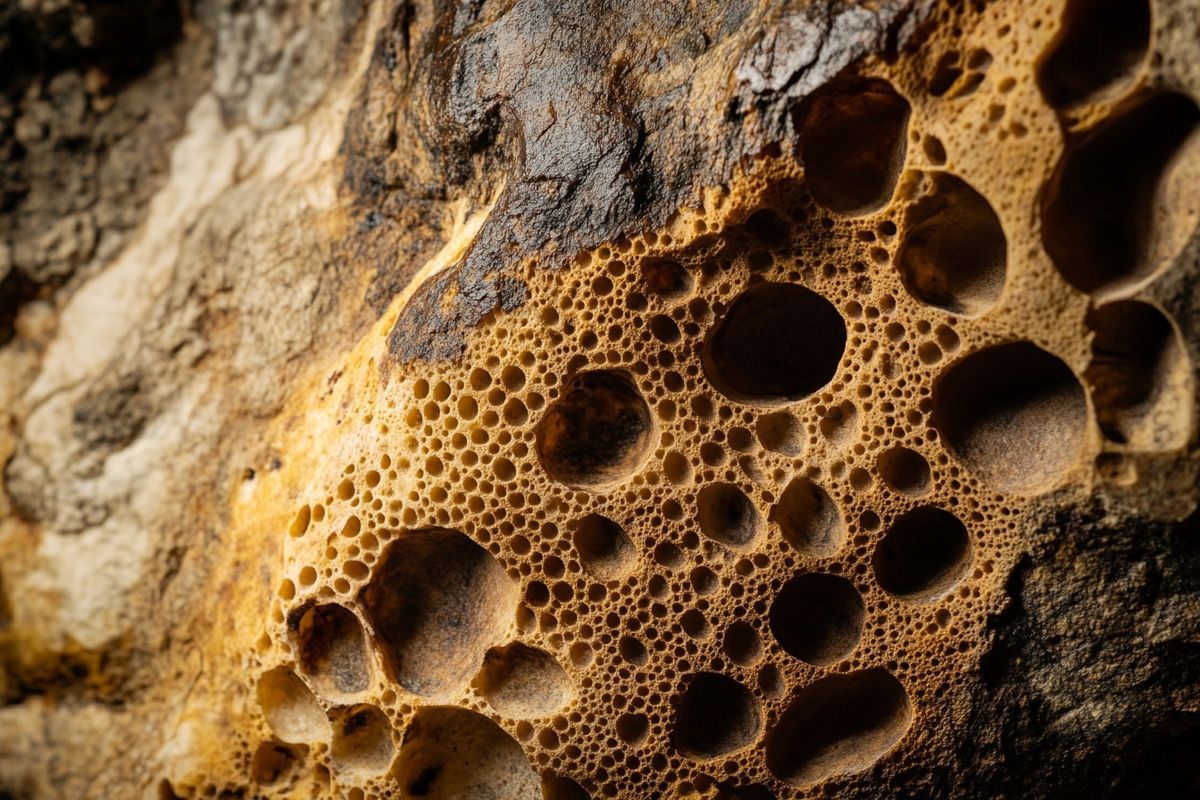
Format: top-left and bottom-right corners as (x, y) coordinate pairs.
(1085, 300), (1191, 450)
(257, 666), (328, 744)
(674, 673), (762, 759)
(681, 609), (709, 639)
(616, 713), (650, 745)
(876, 446), (932, 495)
(641, 258), (693, 299)
(703, 283), (846, 404)
(756, 411), (804, 455)
(536, 370), (654, 489)
(799, 77), (911, 215)
(698, 483), (763, 550)
(293, 604), (371, 699)
(330, 705), (394, 779)
(393, 706), (539, 797)
(475, 642), (573, 718)
(769, 573), (865, 665)
(722, 621), (762, 665)
(872, 507), (972, 601)
(1037, 0), (1151, 109)
(1042, 92), (1200, 299)
(573, 514), (636, 581)
(251, 741), (303, 785)
(619, 636), (648, 666)
(932, 342), (1086, 493)
(360, 529), (517, 697)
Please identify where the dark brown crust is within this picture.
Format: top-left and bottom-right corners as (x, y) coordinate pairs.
(342, 0), (932, 362)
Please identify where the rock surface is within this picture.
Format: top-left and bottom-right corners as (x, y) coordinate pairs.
(0, 0), (1197, 798)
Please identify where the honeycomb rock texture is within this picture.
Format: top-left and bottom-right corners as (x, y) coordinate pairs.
(2, 0), (1200, 798)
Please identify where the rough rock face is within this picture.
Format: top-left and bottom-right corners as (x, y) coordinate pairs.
(1, 0), (1198, 798)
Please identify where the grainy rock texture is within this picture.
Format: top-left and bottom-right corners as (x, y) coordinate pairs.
(0, 0), (1197, 798)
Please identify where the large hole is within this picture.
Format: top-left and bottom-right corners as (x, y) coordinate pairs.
(772, 477), (845, 557)
(293, 604), (371, 699)
(722, 621), (762, 666)
(536, 370), (654, 489)
(932, 341), (1087, 493)
(896, 172), (1007, 316)
(756, 411), (804, 455)
(474, 642), (573, 718)
(392, 706), (539, 799)
(703, 283), (846, 404)
(765, 668), (911, 786)
(1085, 301), (1192, 450)
(769, 573), (865, 665)
(872, 507), (972, 601)
(330, 704), (395, 779)
(1042, 92), (1200, 300)
(1037, 0), (1150, 109)
(573, 514), (636, 581)
(797, 76), (911, 215)
(876, 446), (931, 496)
(698, 483), (763, 550)
(360, 529), (517, 698)
(674, 673), (762, 760)
(257, 666), (328, 744)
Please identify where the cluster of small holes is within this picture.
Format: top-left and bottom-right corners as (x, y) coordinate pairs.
(224, 2), (1200, 797)
(251, 155), (1015, 797)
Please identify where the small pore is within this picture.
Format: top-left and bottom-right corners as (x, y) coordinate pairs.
(289, 505), (311, 537)
(922, 134), (947, 166)
(536, 370), (654, 489)
(928, 51), (962, 97)
(641, 257), (693, 299)
(698, 483), (763, 550)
